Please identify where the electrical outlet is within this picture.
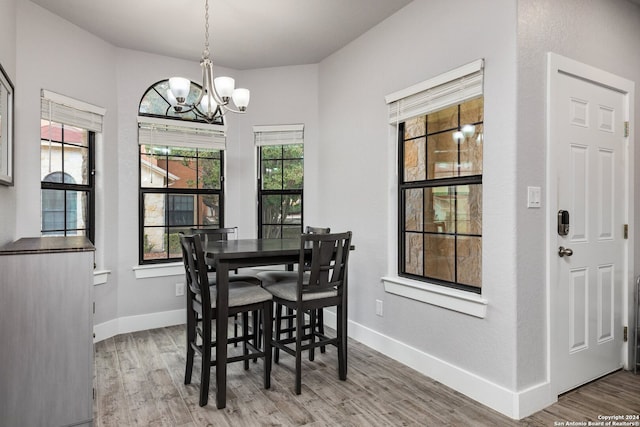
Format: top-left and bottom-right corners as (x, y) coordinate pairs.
(375, 299), (383, 317)
(175, 283), (185, 297)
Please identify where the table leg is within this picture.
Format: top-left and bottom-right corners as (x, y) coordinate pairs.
(216, 262), (230, 409)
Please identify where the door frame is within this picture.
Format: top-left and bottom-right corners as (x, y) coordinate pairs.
(546, 52), (635, 396)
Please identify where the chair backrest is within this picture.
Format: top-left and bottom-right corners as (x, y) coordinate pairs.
(305, 226), (330, 234)
(298, 231), (352, 299)
(179, 234), (212, 307)
(190, 226), (238, 246)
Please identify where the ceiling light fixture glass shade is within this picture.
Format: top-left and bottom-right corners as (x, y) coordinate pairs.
(167, 0), (249, 123)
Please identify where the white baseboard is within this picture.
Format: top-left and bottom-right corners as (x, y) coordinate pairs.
(93, 309), (185, 343)
(322, 310), (555, 420)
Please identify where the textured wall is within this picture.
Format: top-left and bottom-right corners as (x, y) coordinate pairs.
(319, 0), (520, 389)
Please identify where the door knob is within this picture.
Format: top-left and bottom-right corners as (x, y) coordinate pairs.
(558, 246), (573, 257)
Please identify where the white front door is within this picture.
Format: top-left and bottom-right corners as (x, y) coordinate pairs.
(548, 54), (632, 395)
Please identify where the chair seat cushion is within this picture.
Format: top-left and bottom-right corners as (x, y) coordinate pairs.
(264, 280), (337, 302)
(256, 270), (308, 287)
(196, 281), (272, 308)
(208, 273), (262, 287)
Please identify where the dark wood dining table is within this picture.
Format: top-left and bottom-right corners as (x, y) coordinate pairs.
(204, 237), (347, 409)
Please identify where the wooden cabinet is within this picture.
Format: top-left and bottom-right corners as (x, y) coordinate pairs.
(0, 237), (94, 427)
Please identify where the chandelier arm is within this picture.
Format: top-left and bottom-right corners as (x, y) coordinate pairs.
(191, 62), (207, 107)
(204, 60), (226, 106)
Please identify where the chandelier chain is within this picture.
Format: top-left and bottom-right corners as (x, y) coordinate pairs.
(203, 0), (210, 60)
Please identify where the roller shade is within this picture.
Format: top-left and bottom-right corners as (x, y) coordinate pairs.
(385, 59), (484, 124)
(253, 124), (304, 146)
(138, 117), (226, 150)
(41, 89), (105, 133)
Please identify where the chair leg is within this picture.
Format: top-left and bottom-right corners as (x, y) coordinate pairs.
(199, 318), (212, 407)
(286, 307), (294, 339)
(318, 308), (326, 353)
(234, 314), (239, 347)
(263, 303), (272, 389)
(295, 308), (304, 395)
(337, 303), (347, 381)
(274, 303), (282, 364)
(243, 312), (250, 370)
(309, 309), (316, 362)
(184, 309), (196, 385)
(252, 310), (260, 363)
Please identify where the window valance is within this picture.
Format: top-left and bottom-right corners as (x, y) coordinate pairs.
(137, 116), (226, 150)
(253, 124), (304, 146)
(41, 89), (106, 133)
(385, 59), (484, 124)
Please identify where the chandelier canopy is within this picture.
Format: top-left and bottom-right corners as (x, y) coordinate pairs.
(167, 0), (250, 123)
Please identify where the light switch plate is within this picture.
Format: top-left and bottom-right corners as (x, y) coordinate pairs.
(527, 186), (541, 208)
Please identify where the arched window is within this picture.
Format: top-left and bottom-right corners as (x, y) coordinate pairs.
(137, 79), (227, 264)
(138, 79), (224, 125)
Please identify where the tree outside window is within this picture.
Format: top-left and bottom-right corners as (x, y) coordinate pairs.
(258, 143), (303, 238)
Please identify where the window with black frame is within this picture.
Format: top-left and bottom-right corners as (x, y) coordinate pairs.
(255, 125), (304, 239)
(398, 98), (483, 292)
(138, 79), (226, 264)
(138, 139), (224, 263)
(388, 60), (484, 293)
(40, 119), (95, 242)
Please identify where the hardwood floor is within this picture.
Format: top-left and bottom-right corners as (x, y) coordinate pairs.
(94, 325), (640, 426)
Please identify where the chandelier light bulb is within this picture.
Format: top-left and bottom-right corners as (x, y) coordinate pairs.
(214, 76), (235, 100)
(168, 77), (190, 103)
(232, 88), (250, 111)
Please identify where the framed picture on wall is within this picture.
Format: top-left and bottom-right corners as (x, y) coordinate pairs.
(0, 62), (14, 186)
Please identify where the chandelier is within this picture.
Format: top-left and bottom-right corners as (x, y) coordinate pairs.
(167, 0), (250, 123)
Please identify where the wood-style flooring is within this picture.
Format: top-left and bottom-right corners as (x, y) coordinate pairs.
(94, 325), (640, 426)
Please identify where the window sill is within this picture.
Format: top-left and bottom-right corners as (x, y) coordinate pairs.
(381, 276), (488, 318)
(133, 262), (184, 279)
(94, 269), (111, 286)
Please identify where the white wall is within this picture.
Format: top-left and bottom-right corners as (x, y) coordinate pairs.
(516, 0), (640, 389)
(319, 0), (520, 392)
(15, 1), (120, 323)
(232, 64), (320, 237)
(0, 0), (17, 246)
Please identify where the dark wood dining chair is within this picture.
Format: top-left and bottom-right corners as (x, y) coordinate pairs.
(179, 234), (273, 407)
(257, 226), (330, 361)
(189, 227), (262, 343)
(263, 231), (352, 394)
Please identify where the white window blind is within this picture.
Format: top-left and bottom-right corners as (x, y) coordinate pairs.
(41, 89), (106, 133)
(253, 124), (304, 146)
(137, 117), (226, 150)
(385, 59), (484, 124)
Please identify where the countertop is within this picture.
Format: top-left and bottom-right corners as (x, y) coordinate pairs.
(0, 236), (95, 255)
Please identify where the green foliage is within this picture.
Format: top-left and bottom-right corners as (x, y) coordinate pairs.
(167, 232), (181, 255)
(260, 144), (304, 238)
(143, 234), (154, 253)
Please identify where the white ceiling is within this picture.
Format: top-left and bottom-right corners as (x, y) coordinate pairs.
(30, 0), (413, 70)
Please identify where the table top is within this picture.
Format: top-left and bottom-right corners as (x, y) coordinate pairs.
(204, 238), (303, 259)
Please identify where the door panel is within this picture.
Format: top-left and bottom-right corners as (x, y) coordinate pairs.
(553, 69), (625, 394)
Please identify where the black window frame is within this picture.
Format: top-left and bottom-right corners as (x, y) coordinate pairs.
(398, 100), (483, 294)
(40, 124), (96, 243)
(138, 145), (225, 264)
(257, 144), (304, 239)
